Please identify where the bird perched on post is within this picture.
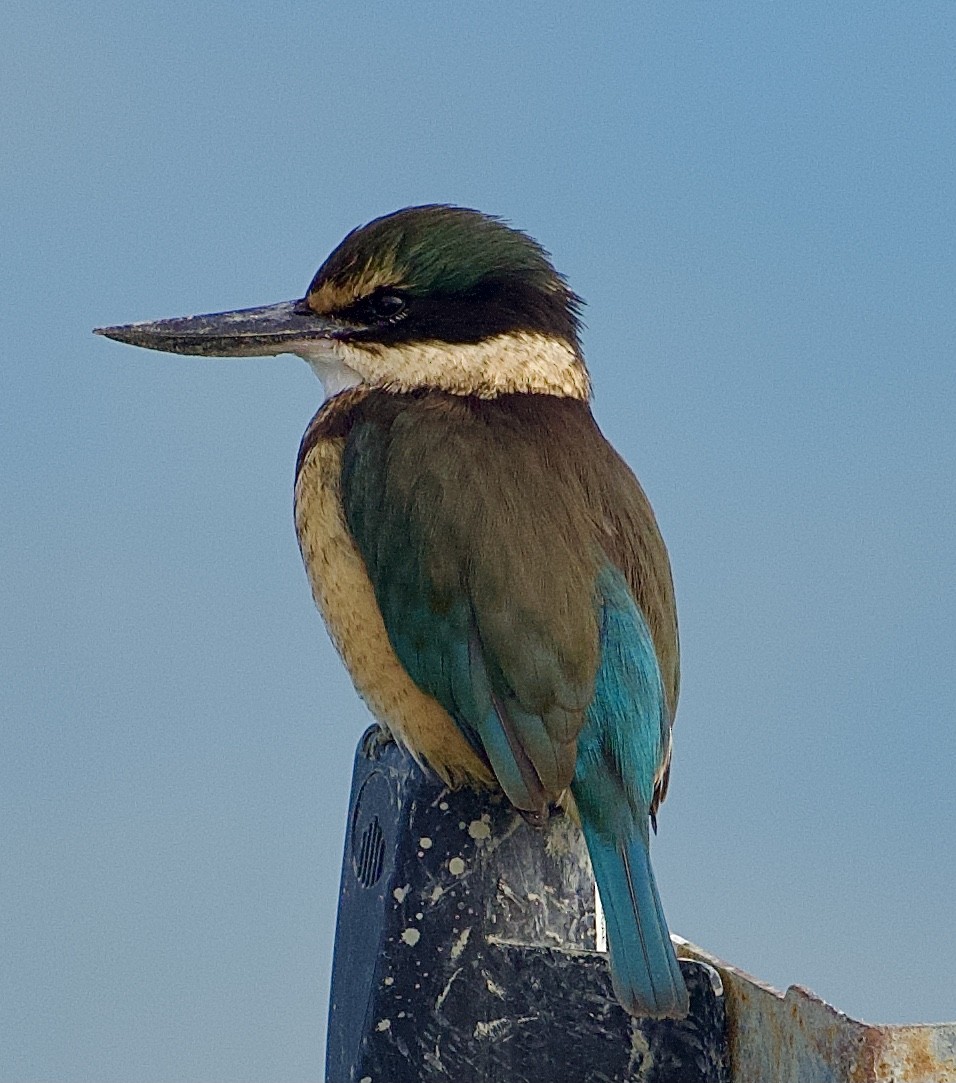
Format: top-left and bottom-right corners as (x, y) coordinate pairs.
(96, 205), (689, 1018)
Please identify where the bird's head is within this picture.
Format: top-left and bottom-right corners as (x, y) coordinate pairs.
(96, 204), (589, 400)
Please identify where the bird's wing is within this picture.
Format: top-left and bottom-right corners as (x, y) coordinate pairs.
(340, 390), (596, 814)
(339, 390), (677, 817)
(577, 422), (680, 818)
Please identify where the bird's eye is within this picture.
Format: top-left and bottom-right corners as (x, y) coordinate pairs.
(369, 291), (407, 320)
(350, 288), (407, 320)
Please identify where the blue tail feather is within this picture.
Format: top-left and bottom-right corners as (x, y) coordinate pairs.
(582, 819), (688, 1017)
(572, 564), (688, 1017)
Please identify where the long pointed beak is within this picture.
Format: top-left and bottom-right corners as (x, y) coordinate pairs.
(94, 299), (340, 357)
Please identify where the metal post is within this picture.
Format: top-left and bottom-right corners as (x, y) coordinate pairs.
(325, 728), (728, 1083)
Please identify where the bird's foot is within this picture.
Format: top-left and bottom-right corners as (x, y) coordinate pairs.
(360, 724), (395, 761)
(517, 802), (557, 829)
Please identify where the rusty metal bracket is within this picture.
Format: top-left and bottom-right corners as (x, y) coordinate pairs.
(675, 941), (956, 1082)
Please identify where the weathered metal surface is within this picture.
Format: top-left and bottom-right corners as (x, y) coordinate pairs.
(676, 940), (956, 1083)
(326, 727), (955, 1082)
(326, 728), (729, 1083)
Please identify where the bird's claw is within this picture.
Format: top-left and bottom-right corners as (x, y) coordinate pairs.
(360, 724), (395, 760)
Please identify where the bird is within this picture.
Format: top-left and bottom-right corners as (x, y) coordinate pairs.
(95, 204), (689, 1018)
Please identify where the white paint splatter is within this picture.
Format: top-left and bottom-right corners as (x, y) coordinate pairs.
(419, 836), (433, 850)
(468, 819), (491, 841)
(435, 967), (461, 1012)
(375, 1018), (391, 1032)
(496, 879), (521, 905)
(448, 857), (466, 875)
(628, 1028), (653, 1075)
(401, 928), (421, 947)
(430, 885), (443, 902)
(474, 1018), (510, 1040)
(393, 885), (409, 903)
(383, 976), (394, 986)
(450, 926), (472, 961)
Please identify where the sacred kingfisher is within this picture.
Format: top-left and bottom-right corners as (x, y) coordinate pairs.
(96, 205), (689, 1018)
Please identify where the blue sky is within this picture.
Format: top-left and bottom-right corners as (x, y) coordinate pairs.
(2, 3), (954, 1079)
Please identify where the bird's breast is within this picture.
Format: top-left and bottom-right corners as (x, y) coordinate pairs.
(293, 425), (493, 789)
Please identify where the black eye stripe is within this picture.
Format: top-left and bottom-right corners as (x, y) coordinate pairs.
(333, 278), (581, 348)
(345, 288), (408, 324)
